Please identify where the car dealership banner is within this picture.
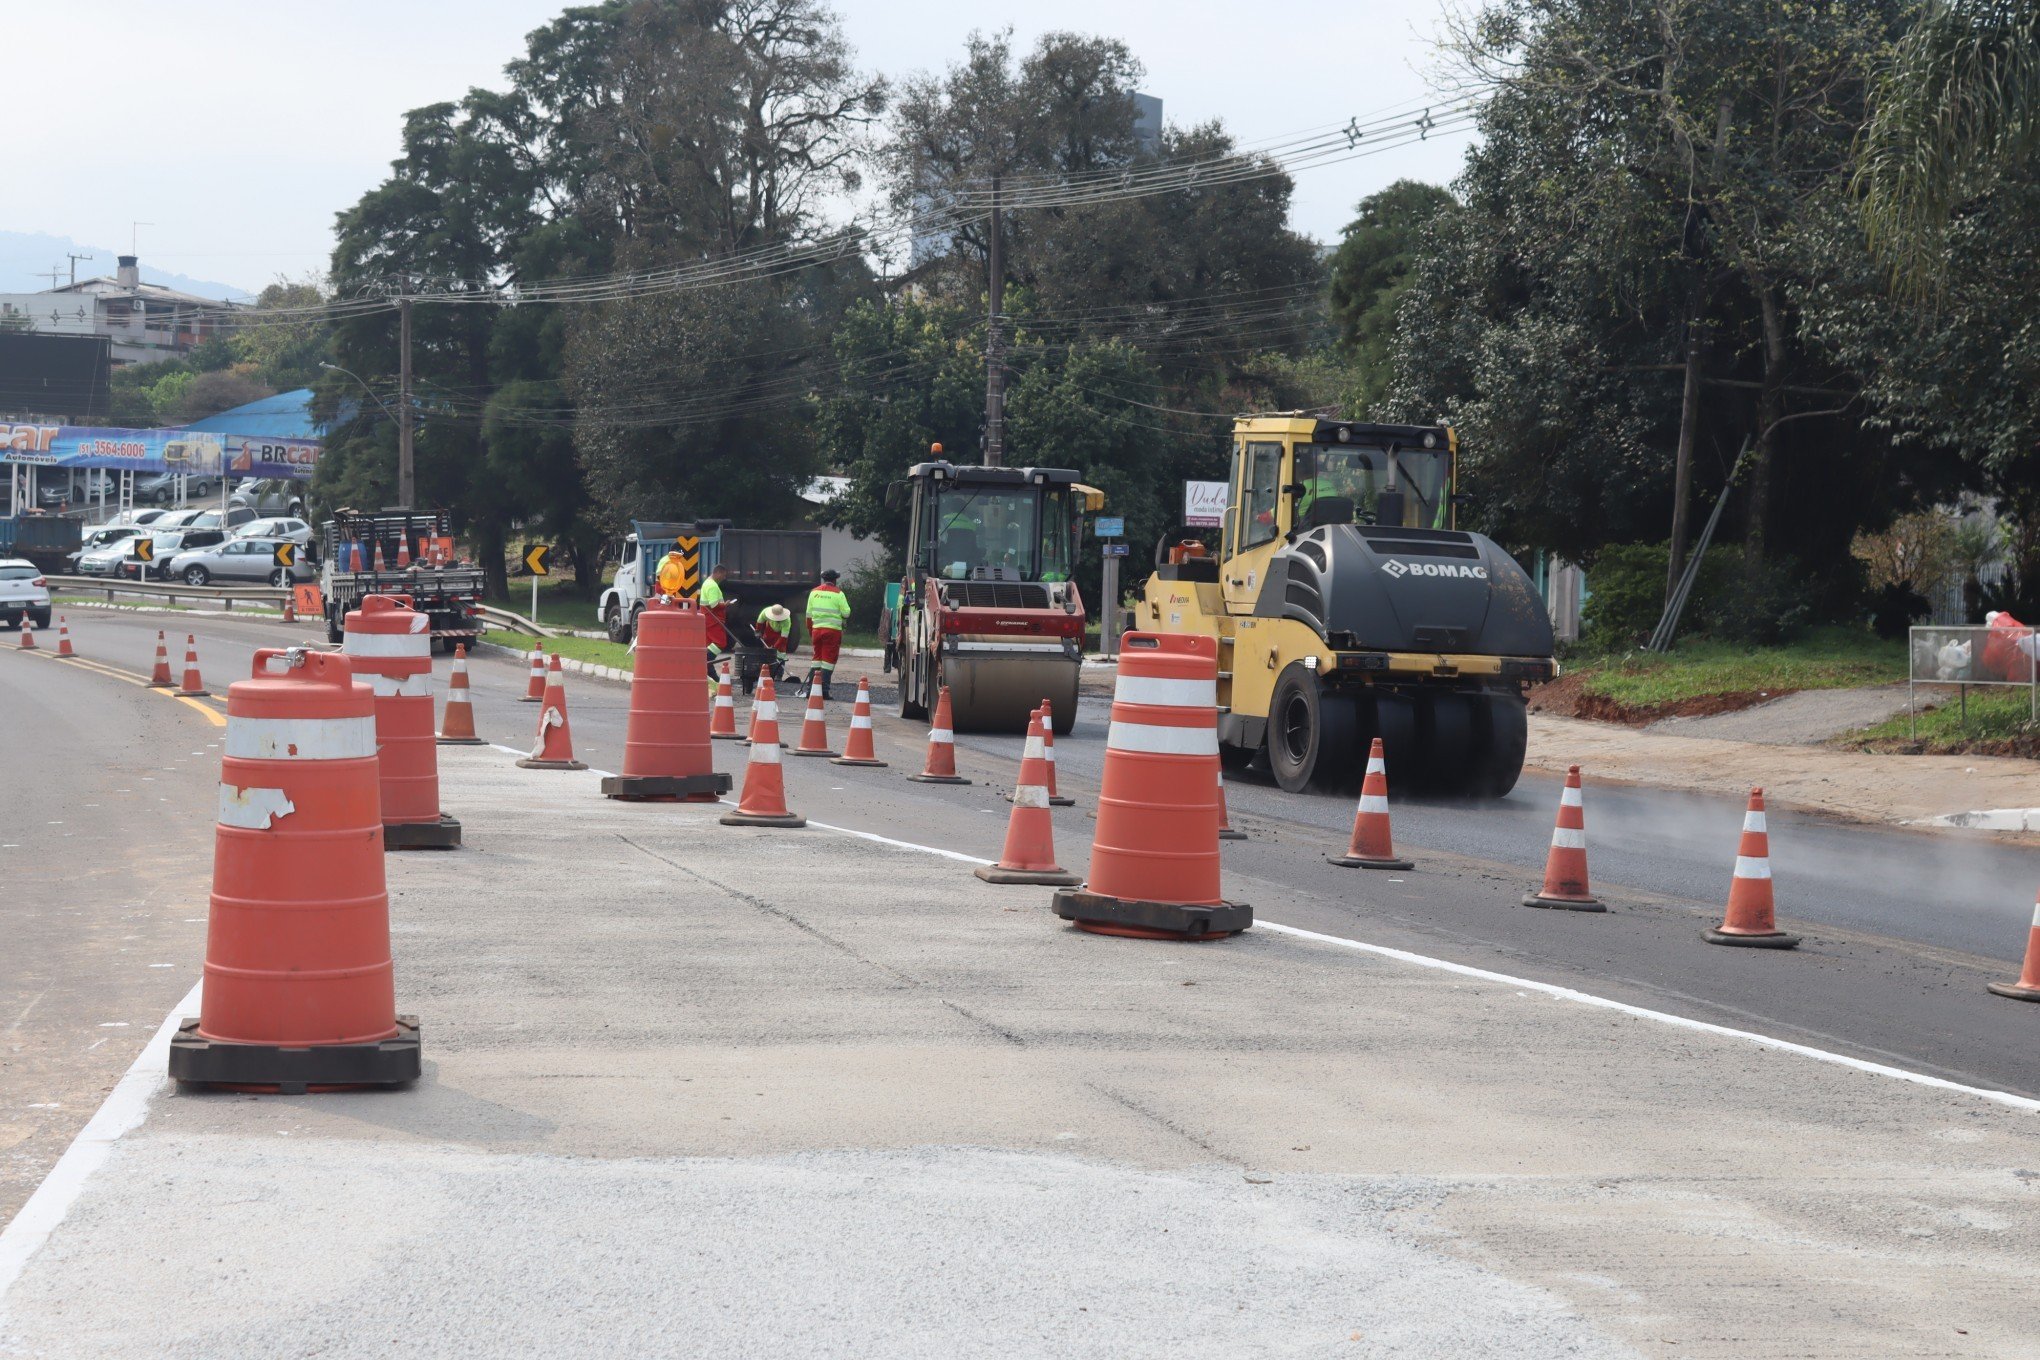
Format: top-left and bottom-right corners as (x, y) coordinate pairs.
(0, 422), (320, 479)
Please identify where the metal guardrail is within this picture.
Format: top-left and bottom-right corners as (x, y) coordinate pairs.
(475, 604), (556, 638)
(46, 574), (290, 610)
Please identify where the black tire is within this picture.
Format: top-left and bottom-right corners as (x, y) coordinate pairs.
(1370, 691), (1420, 792)
(326, 606), (344, 645)
(183, 566), (210, 586)
(898, 644), (929, 720)
(270, 569), (290, 588)
(1266, 663), (1359, 794)
(33, 611), (52, 630)
(1470, 693), (1529, 798)
(1418, 693), (1477, 796)
(605, 602), (630, 645)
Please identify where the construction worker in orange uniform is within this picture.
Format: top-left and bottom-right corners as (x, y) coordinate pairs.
(803, 568), (850, 700)
(755, 602), (796, 685)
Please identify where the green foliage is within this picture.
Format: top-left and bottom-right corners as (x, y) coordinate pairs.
(838, 555), (891, 630)
(1578, 543), (1678, 654)
(1327, 180), (1455, 413)
(1578, 628), (1906, 707)
(1580, 538), (1825, 653)
(1848, 685), (2035, 750)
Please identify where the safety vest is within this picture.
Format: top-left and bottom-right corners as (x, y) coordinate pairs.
(700, 576), (726, 609)
(756, 606), (794, 651)
(805, 583), (850, 632)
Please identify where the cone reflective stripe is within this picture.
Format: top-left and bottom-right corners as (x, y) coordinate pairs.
(1704, 788), (1800, 948)
(177, 634), (209, 697)
(17, 621), (34, 651)
(281, 593), (296, 622)
(832, 677), (887, 767)
(1216, 766), (1246, 841)
(518, 654), (587, 770)
(603, 601), (731, 802)
(978, 709), (1079, 885)
(520, 642), (546, 702)
(1052, 633), (1248, 940)
(1986, 891), (2040, 1002)
(148, 630), (173, 686)
(790, 678), (837, 757)
(1524, 765), (1602, 910)
(168, 647), (420, 1091)
(437, 644), (484, 745)
(720, 675), (806, 827)
(1329, 738), (1413, 870)
(1036, 701), (1074, 806)
(908, 687), (970, 784)
(710, 661), (741, 740)
(56, 616), (73, 657)
(347, 595), (461, 847)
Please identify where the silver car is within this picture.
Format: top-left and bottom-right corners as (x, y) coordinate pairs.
(73, 527), (144, 576)
(167, 536), (311, 587)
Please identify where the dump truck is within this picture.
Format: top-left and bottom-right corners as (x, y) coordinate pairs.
(0, 514), (82, 575)
(882, 455), (1099, 735)
(1138, 415), (1555, 797)
(600, 520), (821, 686)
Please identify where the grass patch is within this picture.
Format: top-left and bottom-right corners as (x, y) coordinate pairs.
(1570, 627), (1905, 708)
(484, 629), (634, 670)
(487, 579), (606, 630)
(1846, 686), (2037, 752)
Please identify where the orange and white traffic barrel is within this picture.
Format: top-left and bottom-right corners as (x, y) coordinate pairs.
(1051, 633), (1248, 940)
(603, 601), (730, 802)
(167, 646), (420, 1091)
(345, 594), (461, 849)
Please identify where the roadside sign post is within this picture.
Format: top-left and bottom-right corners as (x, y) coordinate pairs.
(1100, 540), (1131, 657)
(1184, 480), (1228, 529)
(524, 543), (552, 623)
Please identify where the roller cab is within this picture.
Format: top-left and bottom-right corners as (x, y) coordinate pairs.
(1140, 416), (1556, 797)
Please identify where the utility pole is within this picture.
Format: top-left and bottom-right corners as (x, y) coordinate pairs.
(65, 253), (93, 285)
(982, 175), (1005, 468)
(1666, 98), (1734, 606)
(398, 296), (416, 509)
(38, 265), (64, 289)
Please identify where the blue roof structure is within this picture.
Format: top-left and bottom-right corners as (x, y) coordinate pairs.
(185, 388), (326, 439)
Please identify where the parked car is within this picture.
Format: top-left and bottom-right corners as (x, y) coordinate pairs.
(75, 533), (144, 576)
(168, 537), (312, 587)
(36, 471), (117, 509)
(189, 505), (258, 533)
(107, 508), (170, 527)
(67, 525), (143, 571)
(0, 558), (52, 629)
(231, 479), (308, 518)
(136, 471), (222, 505)
(121, 512), (222, 580)
(231, 515), (313, 550)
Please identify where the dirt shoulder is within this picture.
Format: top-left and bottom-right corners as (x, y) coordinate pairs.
(1527, 713), (2040, 830)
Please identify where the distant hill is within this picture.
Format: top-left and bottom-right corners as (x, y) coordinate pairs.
(0, 230), (253, 300)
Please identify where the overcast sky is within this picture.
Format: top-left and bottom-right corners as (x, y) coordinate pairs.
(5, 0), (1474, 297)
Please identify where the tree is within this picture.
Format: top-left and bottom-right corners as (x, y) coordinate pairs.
(1857, 1), (2040, 295)
(232, 279), (329, 391)
(1327, 181), (1455, 412)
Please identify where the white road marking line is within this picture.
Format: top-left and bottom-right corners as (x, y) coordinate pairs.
(0, 980), (199, 1299)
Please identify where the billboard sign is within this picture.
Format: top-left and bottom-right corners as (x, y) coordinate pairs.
(0, 424), (319, 479)
(1183, 480), (1229, 528)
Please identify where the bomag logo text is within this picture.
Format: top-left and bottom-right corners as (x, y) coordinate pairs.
(1381, 559), (1487, 580)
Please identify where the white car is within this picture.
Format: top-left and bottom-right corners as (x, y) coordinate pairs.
(230, 516), (313, 547)
(0, 559), (52, 630)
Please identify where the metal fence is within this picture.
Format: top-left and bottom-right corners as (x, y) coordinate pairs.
(1907, 624), (2038, 735)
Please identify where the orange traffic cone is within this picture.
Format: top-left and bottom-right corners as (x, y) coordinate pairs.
(178, 634), (210, 697)
(437, 644), (485, 745)
(1216, 765), (1246, 841)
(978, 708), (1080, 885)
(1329, 738), (1412, 870)
(710, 661), (741, 740)
(519, 641), (546, 702)
(1036, 701), (1074, 806)
(1704, 788), (1799, 948)
(1986, 890), (2040, 1002)
(1523, 765), (1602, 911)
(720, 675), (806, 827)
(167, 647), (420, 1091)
(832, 677), (887, 767)
(281, 592), (296, 623)
(517, 654), (587, 770)
(148, 630), (173, 686)
(56, 616), (73, 657)
(17, 621), (35, 651)
(1051, 633), (1248, 941)
(790, 677), (837, 757)
(908, 687), (970, 785)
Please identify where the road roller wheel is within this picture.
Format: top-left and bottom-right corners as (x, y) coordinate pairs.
(1267, 663), (1358, 795)
(1418, 693), (1477, 796)
(898, 651), (928, 720)
(1470, 693), (1529, 798)
(1370, 691), (1420, 792)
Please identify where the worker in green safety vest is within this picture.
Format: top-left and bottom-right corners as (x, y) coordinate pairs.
(803, 569), (852, 699)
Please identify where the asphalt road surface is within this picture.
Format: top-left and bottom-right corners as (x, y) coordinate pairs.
(3, 602), (2036, 1223)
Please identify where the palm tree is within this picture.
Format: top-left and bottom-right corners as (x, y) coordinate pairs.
(1857, 1), (2040, 295)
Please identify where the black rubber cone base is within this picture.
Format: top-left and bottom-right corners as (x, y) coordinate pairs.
(517, 756), (588, 770)
(1703, 927), (1801, 949)
(169, 1017), (421, 1092)
(791, 747), (838, 758)
(385, 815), (462, 850)
(1051, 889), (1251, 940)
(713, 731), (745, 741)
(1219, 827), (1248, 841)
(908, 772), (971, 785)
(719, 810), (808, 828)
(177, 687), (210, 698)
(602, 772), (733, 802)
(831, 756), (889, 768)
(975, 864), (1081, 886)
(1986, 981), (2040, 1002)
(1328, 853), (1413, 871)
(437, 734), (487, 746)
(1048, 794), (1076, 807)
(1524, 892), (1605, 912)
